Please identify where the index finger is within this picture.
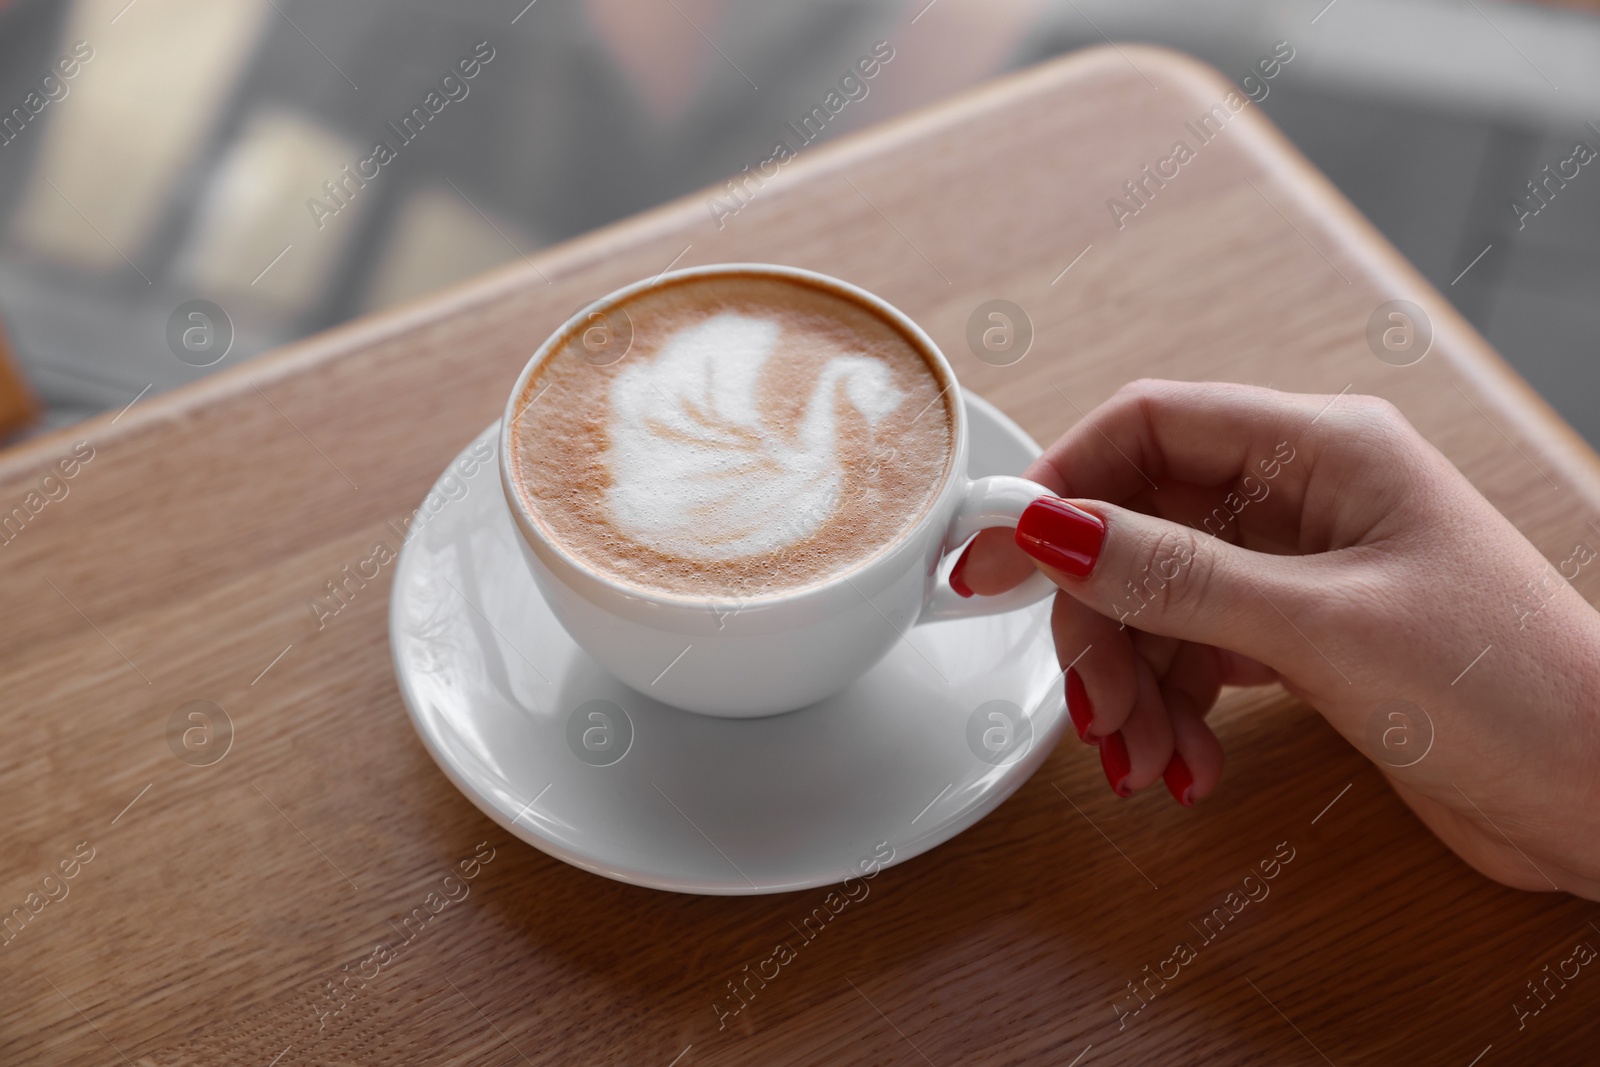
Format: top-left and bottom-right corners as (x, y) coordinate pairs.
(1030, 379), (1350, 505)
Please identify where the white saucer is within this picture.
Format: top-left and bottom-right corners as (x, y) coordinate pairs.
(389, 393), (1066, 895)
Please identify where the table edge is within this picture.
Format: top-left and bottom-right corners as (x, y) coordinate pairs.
(3, 44), (1596, 510)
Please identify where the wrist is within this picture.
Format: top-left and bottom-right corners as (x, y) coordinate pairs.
(1502, 595), (1600, 894)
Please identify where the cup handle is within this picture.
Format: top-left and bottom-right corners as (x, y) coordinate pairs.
(919, 475), (1059, 624)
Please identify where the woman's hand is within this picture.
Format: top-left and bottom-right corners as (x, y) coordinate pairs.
(953, 379), (1600, 898)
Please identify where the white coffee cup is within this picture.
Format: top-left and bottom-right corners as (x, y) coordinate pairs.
(500, 264), (1057, 717)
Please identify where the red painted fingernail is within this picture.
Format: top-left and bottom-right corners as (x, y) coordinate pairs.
(1015, 498), (1106, 578)
(1066, 668), (1096, 743)
(948, 542), (975, 598)
(1163, 752), (1195, 808)
(1099, 731), (1132, 797)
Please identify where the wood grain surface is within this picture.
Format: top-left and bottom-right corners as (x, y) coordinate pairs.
(3, 45), (1599, 1066)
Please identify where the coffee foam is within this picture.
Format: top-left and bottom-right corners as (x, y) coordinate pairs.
(609, 311), (905, 560)
(511, 273), (955, 598)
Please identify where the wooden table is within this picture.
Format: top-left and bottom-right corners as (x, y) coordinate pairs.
(4, 45), (1598, 1066)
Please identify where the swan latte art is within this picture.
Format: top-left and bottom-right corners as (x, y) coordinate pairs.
(509, 273), (956, 598)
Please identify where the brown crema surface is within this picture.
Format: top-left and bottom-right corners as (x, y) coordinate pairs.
(508, 273), (956, 599)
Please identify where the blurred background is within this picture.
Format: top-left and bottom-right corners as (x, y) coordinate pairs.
(0, 0), (1595, 442)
